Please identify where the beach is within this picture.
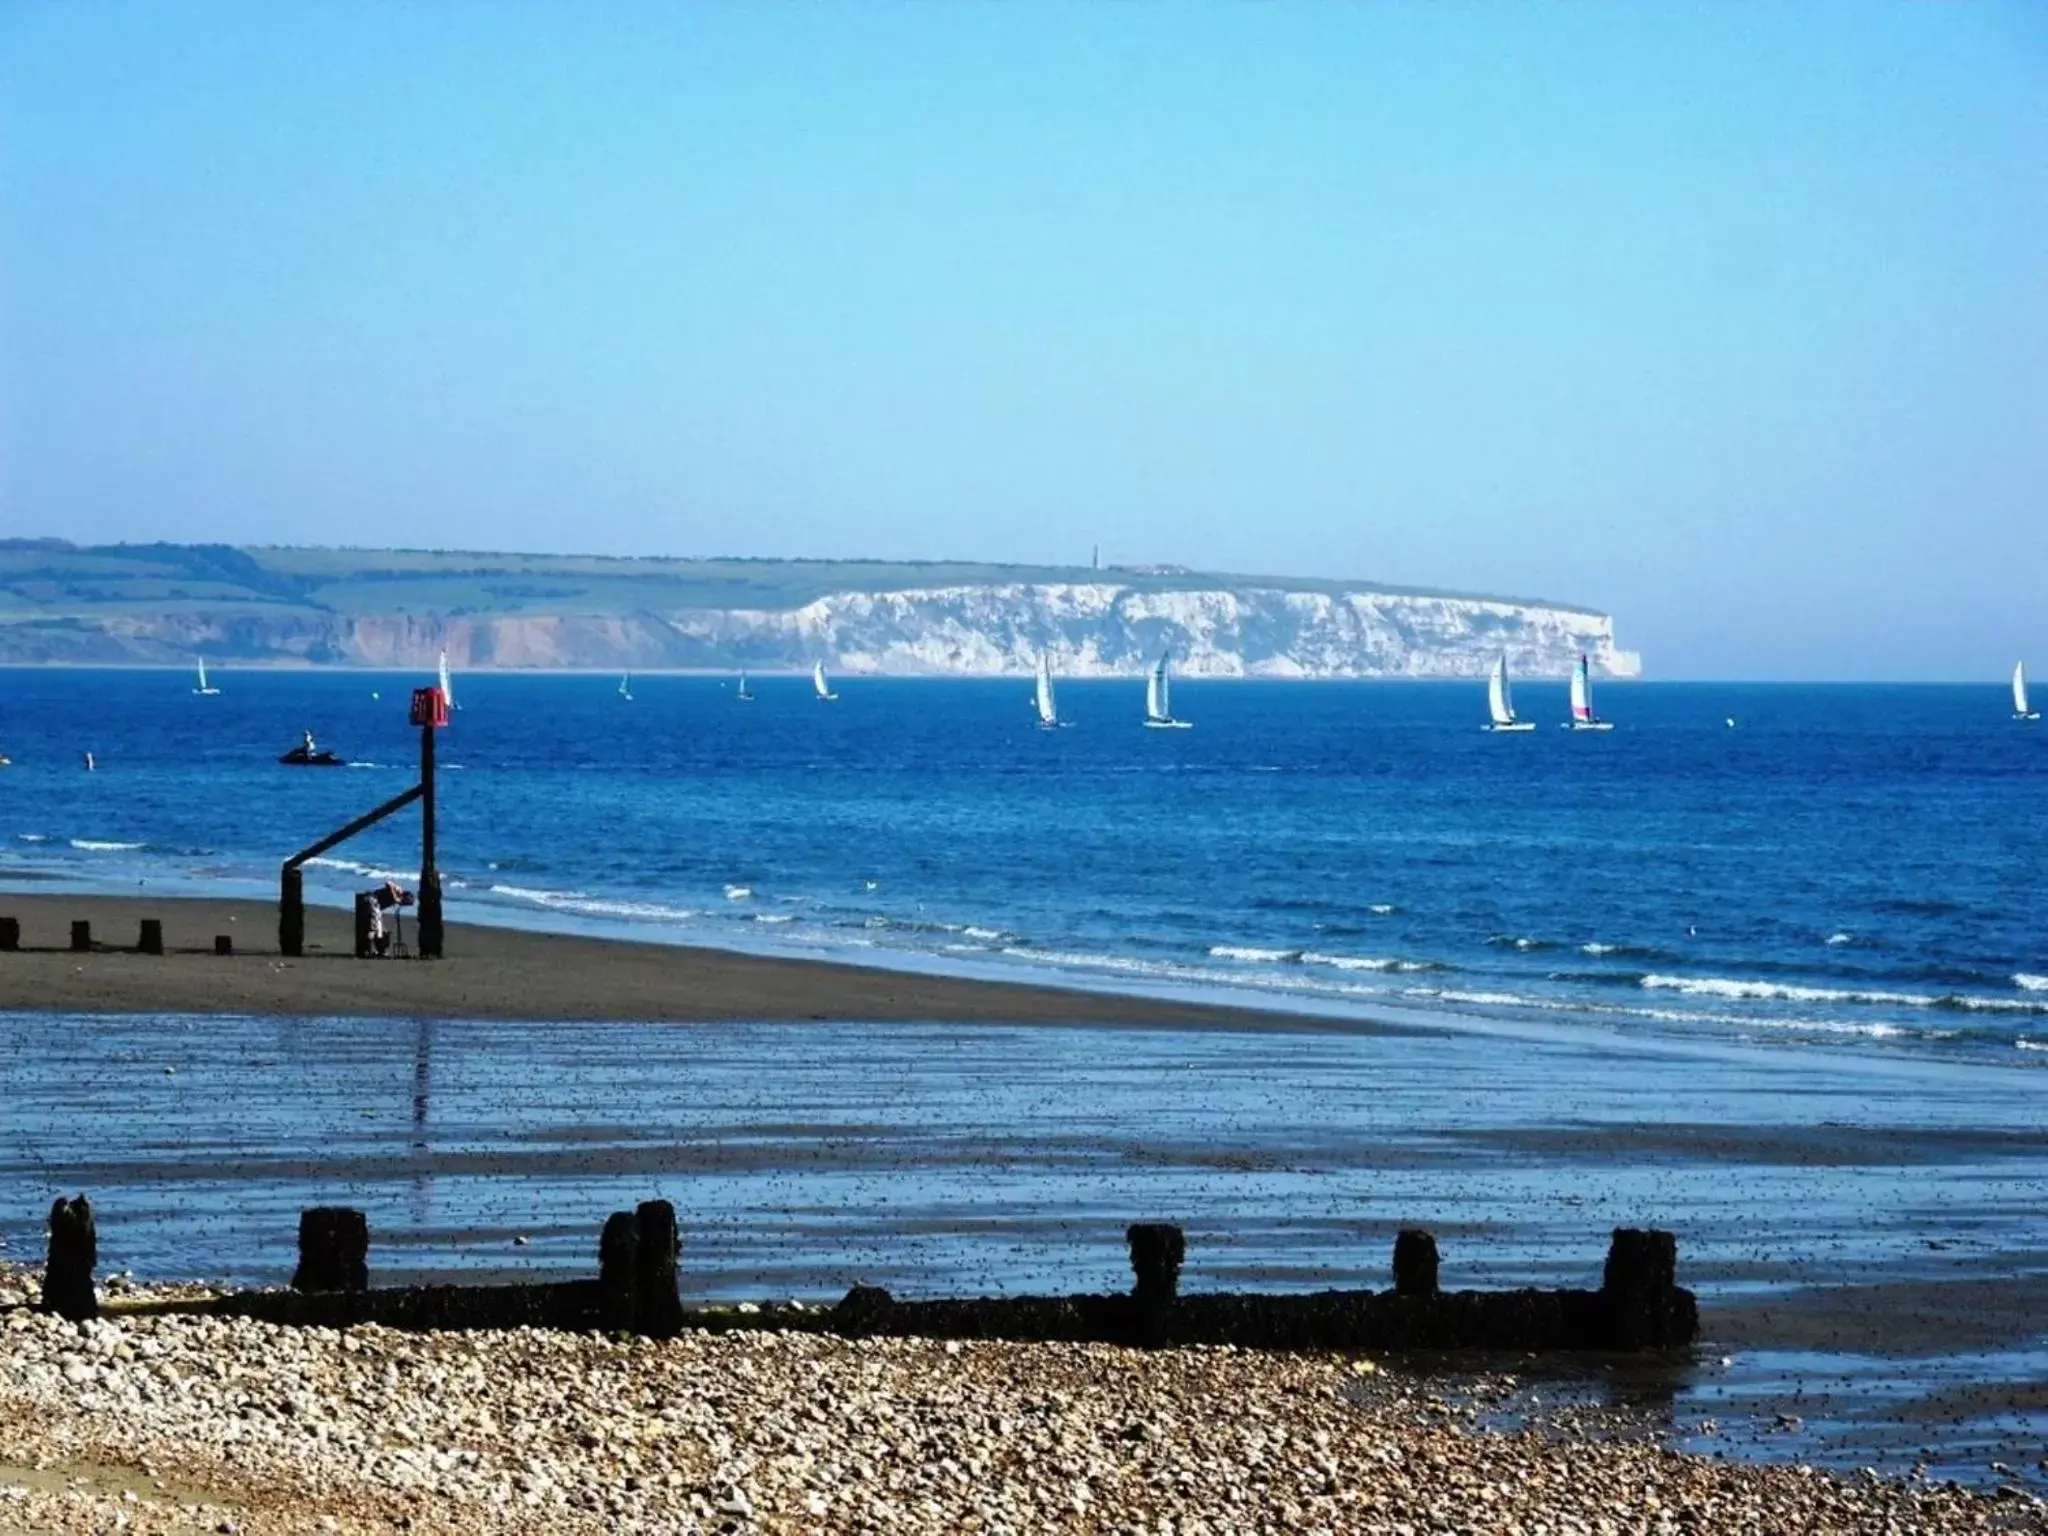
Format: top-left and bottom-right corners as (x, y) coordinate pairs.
(0, 890), (1328, 1031)
(0, 1270), (2032, 1535)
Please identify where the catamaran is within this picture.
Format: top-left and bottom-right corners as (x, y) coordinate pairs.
(1564, 653), (1613, 731)
(438, 650), (457, 710)
(1035, 653), (1061, 729)
(617, 672), (633, 702)
(736, 670), (754, 702)
(193, 657), (221, 697)
(2016, 662), (2040, 721)
(1143, 650), (1191, 729)
(1483, 653), (1531, 732)
(813, 661), (839, 701)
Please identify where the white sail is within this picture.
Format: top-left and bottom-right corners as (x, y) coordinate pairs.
(1035, 653), (1059, 727)
(436, 650), (456, 710)
(1487, 654), (1514, 726)
(737, 669), (752, 700)
(618, 672), (632, 700)
(1570, 655), (1592, 720)
(194, 657), (218, 695)
(1146, 654), (1170, 722)
(2015, 661), (2032, 717)
(813, 661), (837, 700)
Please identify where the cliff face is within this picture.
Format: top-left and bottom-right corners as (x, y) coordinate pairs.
(0, 581), (1638, 678)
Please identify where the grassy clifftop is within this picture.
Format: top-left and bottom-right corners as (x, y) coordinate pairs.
(0, 540), (1596, 620)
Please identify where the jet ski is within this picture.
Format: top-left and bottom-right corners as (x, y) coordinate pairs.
(279, 731), (345, 767)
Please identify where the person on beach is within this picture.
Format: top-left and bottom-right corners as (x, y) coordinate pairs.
(357, 880), (415, 956)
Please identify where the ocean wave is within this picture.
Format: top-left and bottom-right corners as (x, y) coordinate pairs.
(962, 925), (1010, 942)
(1825, 932), (1854, 947)
(1208, 945), (1301, 963)
(1487, 934), (1554, 952)
(751, 913), (794, 924)
(2016, 974), (2048, 994)
(724, 885), (753, 901)
(1577, 941), (1675, 961)
(16, 833), (48, 843)
(1641, 973), (2048, 1015)
(488, 883), (591, 905)
(1368, 904), (1398, 916)
(69, 839), (144, 852)
(1301, 951), (1438, 974)
(2018, 1039), (2048, 1053)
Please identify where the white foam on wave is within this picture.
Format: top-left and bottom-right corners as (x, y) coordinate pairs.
(489, 883), (590, 905)
(1209, 945), (1300, 963)
(16, 833), (48, 843)
(1641, 973), (2048, 1015)
(751, 913), (794, 925)
(70, 839), (143, 852)
(1825, 932), (1853, 947)
(1580, 942), (1621, 956)
(724, 885), (753, 901)
(1368, 904), (1397, 916)
(2016, 974), (2048, 994)
(962, 926), (1010, 942)
(1301, 951), (1434, 974)
(2017, 1038), (2048, 1053)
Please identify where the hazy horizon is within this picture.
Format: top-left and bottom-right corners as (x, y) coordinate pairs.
(4, 5), (2045, 682)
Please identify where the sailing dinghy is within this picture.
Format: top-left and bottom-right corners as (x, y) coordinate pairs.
(1564, 653), (1613, 730)
(2016, 662), (2040, 721)
(1143, 650), (1191, 729)
(617, 672), (633, 702)
(438, 650), (457, 710)
(1483, 653), (1531, 731)
(813, 662), (839, 701)
(193, 657), (221, 697)
(736, 670), (754, 702)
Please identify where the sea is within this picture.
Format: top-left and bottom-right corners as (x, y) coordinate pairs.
(2, 667), (2044, 1064)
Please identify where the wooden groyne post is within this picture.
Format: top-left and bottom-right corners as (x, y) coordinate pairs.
(292, 1208), (370, 1293)
(41, 1196), (97, 1322)
(278, 685), (446, 959)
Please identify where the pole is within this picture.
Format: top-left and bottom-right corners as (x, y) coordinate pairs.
(418, 718), (442, 958)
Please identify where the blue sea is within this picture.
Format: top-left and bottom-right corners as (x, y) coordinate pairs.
(2, 667), (2045, 1062)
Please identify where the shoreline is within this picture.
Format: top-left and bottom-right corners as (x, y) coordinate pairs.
(0, 888), (1401, 1031)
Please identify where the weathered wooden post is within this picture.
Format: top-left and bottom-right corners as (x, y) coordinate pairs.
(42, 1196), (97, 1321)
(214, 934), (234, 956)
(280, 865), (305, 958)
(633, 1200), (683, 1337)
(69, 920), (92, 952)
(353, 893), (377, 959)
(292, 1207), (369, 1293)
(1393, 1228), (1440, 1297)
(599, 1210), (639, 1331)
(1601, 1227), (1692, 1349)
(414, 688), (444, 960)
(137, 919), (164, 956)
(1126, 1222), (1185, 1345)
(0, 916), (19, 951)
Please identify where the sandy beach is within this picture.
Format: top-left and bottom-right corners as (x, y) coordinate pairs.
(0, 890), (1342, 1031)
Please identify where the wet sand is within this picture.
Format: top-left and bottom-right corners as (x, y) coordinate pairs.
(0, 890), (1352, 1030)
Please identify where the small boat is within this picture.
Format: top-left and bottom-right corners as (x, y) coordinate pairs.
(618, 672), (634, 702)
(1483, 653), (1533, 732)
(192, 657), (220, 696)
(1143, 650), (1191, 729)
(1035, 653), (1062, 729)
(813, 661), (839, 701)
(736, 670), (754, 702)
(2014, 661), (2039, 721)
(278, 731), (345, 767)
(1564, 653), (1613, 731)
(438, 650), (458, 710)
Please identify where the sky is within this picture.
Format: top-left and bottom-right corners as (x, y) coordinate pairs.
(2, 4), (2044, 679)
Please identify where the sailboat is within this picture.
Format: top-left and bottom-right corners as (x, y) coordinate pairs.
(192, 657), (221, 697)
(813, 661), (839, 702)
(617, 672), (634, 702)
(1143, 650), (1191, 729)
(1034, 653), (1062, 729)
(438, 650), (457, 710)
(1483, 653), (1532, 732)
(2016, 662), (2040, 721)
(1564, 653), (1613, 730)
(736, 670), (755, 702)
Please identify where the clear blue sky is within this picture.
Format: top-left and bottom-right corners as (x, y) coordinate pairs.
(3, 4), (2044, 678)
